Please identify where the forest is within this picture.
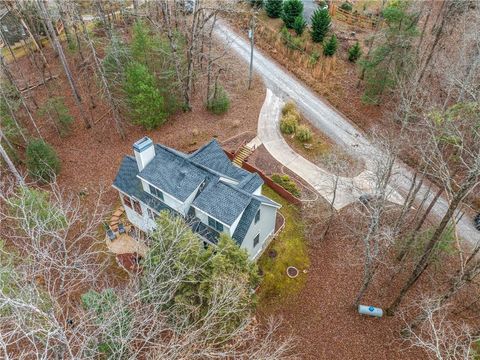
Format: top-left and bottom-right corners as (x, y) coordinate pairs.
(0, 0), (480, 359)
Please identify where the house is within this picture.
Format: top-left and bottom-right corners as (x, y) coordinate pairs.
(112, 137), (281, 260)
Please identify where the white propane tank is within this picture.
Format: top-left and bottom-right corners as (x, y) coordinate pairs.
(358, 305), (383, 318)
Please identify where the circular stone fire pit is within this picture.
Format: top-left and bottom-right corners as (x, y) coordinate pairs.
(287, 266), (299, 278)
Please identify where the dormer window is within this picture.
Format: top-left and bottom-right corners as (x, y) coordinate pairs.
(149, 185), (164, 201)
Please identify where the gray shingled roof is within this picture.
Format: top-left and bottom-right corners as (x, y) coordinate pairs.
(192, 180), (252, 225)
(232, 199), (261, 245)
(188, 140), (248, 181)
(113, 156), (177, 214)
(139, 145), (206, 202)
(239, 172), (263, 193)
(113, 139), (280, 244)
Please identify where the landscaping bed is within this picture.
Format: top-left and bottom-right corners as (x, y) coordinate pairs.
(280, 102), (364, 177)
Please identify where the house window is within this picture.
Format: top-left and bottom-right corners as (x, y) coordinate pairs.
(123, 195), (132, 209)
(149, 185), (164, 201)
(255, 209), (261, 224)
(132, 199), (142, 215)
(208, 216), (224, 232)
(253, 234), (260, 247)
(147, 208), (157, 220)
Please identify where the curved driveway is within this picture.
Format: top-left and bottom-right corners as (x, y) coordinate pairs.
(215, 21), (480, 247)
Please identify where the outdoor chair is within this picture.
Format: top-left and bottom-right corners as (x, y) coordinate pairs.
(106, 228), (116, 241)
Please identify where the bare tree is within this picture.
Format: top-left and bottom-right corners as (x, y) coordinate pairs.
(354, 139), (398, 307)
(0, 140), (24, 186)
(387, 103), (480, 315)
(36, 0), (92, 129)
(0, 180), (108, 298)
(402, 298), (478, 360)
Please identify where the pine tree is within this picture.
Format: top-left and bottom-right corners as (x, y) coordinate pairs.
(348, 41), (362, 62)
(281, 0), (304, 29)
(26, 139), (61, 183)
(124, 62), (167, 130)
(323, 34), (338, 57)
(293, 16), (307, 36)
(265, 0), (283, 18)
(249, 0), (263, 8)
(311, 8), (331, 43)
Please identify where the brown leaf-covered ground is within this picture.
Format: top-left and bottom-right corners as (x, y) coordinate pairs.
(8, 24), (478, 360)
(8, 42), (265, 209)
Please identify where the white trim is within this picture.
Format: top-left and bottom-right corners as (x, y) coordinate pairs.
(259, 199), (281, 209)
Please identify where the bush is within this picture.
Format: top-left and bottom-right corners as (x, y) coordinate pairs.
(323, 34), (338, 57)
(271, 174), (301, 197)
(281, 0), (304, 29)
(348, 41), (362, 62)
(296, 124), (312, 142)
(26, 139), (61, 183)
(280, 113), (298, 134)
(280, 26), (304, 50)
(340, 1), (353, 11)
(265, 0), (283, 18)
(206, 86), (230, 115)
(38, 97), (74, 136)
(310, 8), (331, 43)
(293, 16), (307, 36)
(282, 101), (297, 115)
(318, 0), (327, 7)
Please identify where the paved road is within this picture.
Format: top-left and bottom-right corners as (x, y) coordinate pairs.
(302, 0), (321, 24)
(215, 21), (480, 247)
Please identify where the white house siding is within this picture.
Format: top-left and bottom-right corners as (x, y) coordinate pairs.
(119, 193), (157, 233)
(139, 177), (198, 216)
(241, 204), (277, 260)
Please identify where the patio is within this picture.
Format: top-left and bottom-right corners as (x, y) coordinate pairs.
(106, 206), (148, 257)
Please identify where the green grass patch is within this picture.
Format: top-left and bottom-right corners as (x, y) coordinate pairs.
(257, 186), (310, 306)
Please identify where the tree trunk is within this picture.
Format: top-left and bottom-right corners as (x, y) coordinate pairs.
(387, 172), (479, 315)
(396, 186), (443, 262)
(76, 8), (125, 139)
(0, 140), (25, 186)
(1, 55), (42, 138)
(37, 0), (91, 129)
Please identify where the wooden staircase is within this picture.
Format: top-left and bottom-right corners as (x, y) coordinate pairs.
(233, 145), (253, 167)
(110, 206), (125, 232)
